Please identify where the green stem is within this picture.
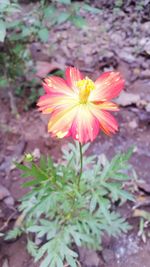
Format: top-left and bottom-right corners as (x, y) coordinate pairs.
(77, 142), (83, 190)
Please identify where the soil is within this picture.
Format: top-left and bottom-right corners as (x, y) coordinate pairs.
(0, 2), (150, 267)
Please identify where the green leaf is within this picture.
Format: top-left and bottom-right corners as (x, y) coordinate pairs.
(38, 28), (49, 42)
(22, 179), (40, 188)
(44, 6), (56, 18)
(100, 147), (134, 182)
(0, 0), (10, 11)
(90, 195), (97, 213)
(83, 4), (100, 13)
(82, 142), (90, 154)
(39, 156), (48, 172)
(5, 20), (20, 29)
(35, 242), (51, 262)
(63, 246), (78, 258)
(0, 78), (8, 87)
(57, 12), (70, 24)
(56, 257), (64, 267)
(71, 16), (87, 28)
(15, 162), (30, 172)
(27, 239), (38, 257)
(99, 197), (111, 223)
(66, 255), (77, 267)
(39, 254), (52, 267)
(12, 43), (24, 54)
(5, 228), (22, 240)
(21, 28), (31, 37)
(58, 0), (71, 4)
(5, 3), (21, 13)
(0, 19), (6, 42)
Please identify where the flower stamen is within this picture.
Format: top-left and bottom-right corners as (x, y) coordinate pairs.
(77, 77), (95, 104)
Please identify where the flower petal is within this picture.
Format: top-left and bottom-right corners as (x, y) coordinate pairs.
(37, 94), (78, 114)
(69, 105), (100, 144)
(65, 67), (83, 92)
(90, 107), (118, 135)
(43, 76), (73, 96)
(90, 72), (124, 102)
(95, 101), (119, 111)
(48, 105), (78, 138)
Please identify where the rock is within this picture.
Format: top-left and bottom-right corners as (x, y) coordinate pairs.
(0, 157), (13, 173)
(118, 61), (132, 82)
(139, 37), (149, 47)
(140, 70), (150, 79)
(32, 148), (41, 160)
(78, 247), (100, 267)
(101, 233), (112, 248)
(129, 37), (138, 46)
(146, 103), (150, 112)
(104, 51), (114, 59)
(141, 22), (150, 33)
(137, 181), (150, 195)
(128, 120), (138, 129)
(110, 32), (125, 46)
(137, 110), (150, 124)
(0, 185), (10, 200)
(4, 196), (15, 207)
(143, 40), (150, 55)
(102, 248), (115, 263)
(141, 60), (150, 70)
(0, 185), (15, 208)
(2, 258), (9, 267)
(0, 208), (4, 219)
(0, 140), (26, 173)
(115, 91), (140, 106)
(137, 99), (148, 109)
(119, 51), (136, 63)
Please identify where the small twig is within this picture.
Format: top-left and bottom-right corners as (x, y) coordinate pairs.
(0, 211), (17, 231)
(79, 67), (93, 73)
(8, 91), (19, 117)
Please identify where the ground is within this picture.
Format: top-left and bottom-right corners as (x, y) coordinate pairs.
(0, 2), (150, 267)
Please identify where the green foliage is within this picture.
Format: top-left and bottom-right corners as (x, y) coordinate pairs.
(8, 142), (135, 267)
(113, 0), (147, 12)
(0, 19), (6, 42)
(27, 238), (38, 257)
(0, 0), (100, 46)
(5, 227), (22, 240)
(0, 0), (100, 109)
(39, 0), (100, 29)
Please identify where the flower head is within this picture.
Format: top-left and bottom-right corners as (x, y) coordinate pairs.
(37, 67), (124, 144)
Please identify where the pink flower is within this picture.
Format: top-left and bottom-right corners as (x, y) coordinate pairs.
(37, 67), (124, 144)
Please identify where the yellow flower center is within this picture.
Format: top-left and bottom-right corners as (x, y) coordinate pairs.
(77, 77), (95, 104)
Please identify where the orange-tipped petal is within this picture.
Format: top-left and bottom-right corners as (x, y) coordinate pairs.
(90, 72), (124, 102)
(43, 76), (73, 96)
(65, 67), (83, 92)
(37, 93), (77, 114)
(90, 107), (118, 135)
(70, 105), (100, 144)
(96, 101), (119, 111)
(48, 106), (78, 138)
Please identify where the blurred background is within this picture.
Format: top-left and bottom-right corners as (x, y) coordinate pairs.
(0, 0), (150, 266)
